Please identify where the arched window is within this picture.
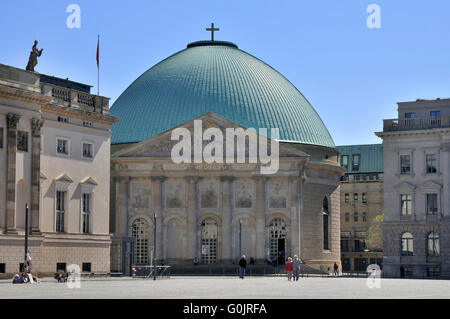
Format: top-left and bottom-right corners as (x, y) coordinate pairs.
(269, 218), (287, 262)
(132, 218), (150, 265)
(401, 232), (414, 256)
(427, 232), (440, 257)
(201, 218), (218, 264)
(322, 197), (329, 250)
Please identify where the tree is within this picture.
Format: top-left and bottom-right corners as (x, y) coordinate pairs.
(367, 213), (384, 251)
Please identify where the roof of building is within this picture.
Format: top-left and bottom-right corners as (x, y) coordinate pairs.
(336, 144), (383, 174)
(110, 40), (335, 148)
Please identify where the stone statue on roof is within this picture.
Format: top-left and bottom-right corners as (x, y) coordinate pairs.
(26, 40), (43, 72)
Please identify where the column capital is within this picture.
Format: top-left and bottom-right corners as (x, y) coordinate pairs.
(151, 176), (166, 182)
(252, 176), (268, 183)
(7, 113), (20, 129)
(31, 118), (44, 137)
(185, 175), (200, 183)
(220, 176), (235, 182)
(115, 176), (130, 183)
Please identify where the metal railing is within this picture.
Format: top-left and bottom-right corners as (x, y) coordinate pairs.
(383, 115), (450, 132)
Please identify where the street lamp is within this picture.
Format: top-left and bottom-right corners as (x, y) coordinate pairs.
(153, 213), (157, 281)
(349, 231), (353, 276)
(239, 219), (242, 258)
(24, 203), (29, 273)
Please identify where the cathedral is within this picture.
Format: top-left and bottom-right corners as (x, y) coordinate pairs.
(109, 38), (344, 273)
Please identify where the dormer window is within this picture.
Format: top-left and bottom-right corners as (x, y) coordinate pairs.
(352, 154), (360, 171)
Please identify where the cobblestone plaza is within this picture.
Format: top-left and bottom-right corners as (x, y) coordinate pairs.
(0, 276), (449, 299)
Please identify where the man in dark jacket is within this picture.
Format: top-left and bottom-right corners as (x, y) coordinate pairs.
(239, 255), (247, 279)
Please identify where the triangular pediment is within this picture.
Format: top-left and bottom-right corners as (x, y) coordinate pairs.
(421, 180), (442, 190)
(54, 173), (73, 183)
(112, 112), (308, 160)
(393, 181), (416, 190)
(80, 177), (98, 186)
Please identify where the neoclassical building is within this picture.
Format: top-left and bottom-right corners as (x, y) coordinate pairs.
(110, 40), (344, 273)
(0, 63), (117, 277)
(376, 98), (450, 278)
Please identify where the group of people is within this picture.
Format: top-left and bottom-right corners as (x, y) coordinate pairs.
(239, 254), (341, 280)
(12, 250), (40, 284)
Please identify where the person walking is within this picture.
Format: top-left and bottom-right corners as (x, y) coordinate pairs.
(285, 257), (293, 281)
(239, 255), (247, 279)
(333, 262), (339, 276)
(293, 255), (300, 281)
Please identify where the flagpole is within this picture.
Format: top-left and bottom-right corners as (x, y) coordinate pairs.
(97, 34), (100, 96)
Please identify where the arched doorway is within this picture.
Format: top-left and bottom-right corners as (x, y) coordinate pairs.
(131, 218), (151, 265)
(269, 218), (287, 264)
(201, 218), (218, 264)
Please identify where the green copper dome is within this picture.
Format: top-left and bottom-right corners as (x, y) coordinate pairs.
(110, 41), (335, 148)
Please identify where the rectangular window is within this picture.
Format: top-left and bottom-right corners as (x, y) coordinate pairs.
(430, 111), (441, 117)
(354, 193), (358, 201)
(82, 263), (91, 272)
(82, 193), (91, 234)
(352, 154), (360, 171)
(426, 154), (437, 174)
(82, 143), (93, 158)
(405, 112), (415, 119)
(354, 212), (358, 222)
(426, 194), (438, 215)
(57, 138), (68, 155)
(56, 191), (66, 232)
(56, 263), (67, 272)
(0, 127), (3, 149)
(362, 193), (367, 203)
(341, 239), (349, 252)
(0, 263), (5, 273)
(17, 131), (28, 152)
(341, 155), (348, 169)
(345, 212), (350, 222)
(400, 155), (411, 174)
(57, 116), (68, 123)
(401, 194), (412, 216)
(362, 212), (367, 222)
(345, 193), (349, 203)
(427, 267), (440, 277)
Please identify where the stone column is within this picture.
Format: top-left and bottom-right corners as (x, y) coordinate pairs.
(30, 118), (44, 234)
(6, 113), (20, 233)
(220, 176), (234, 263)
(152, 176), (165, 262)
(290, 177), (301, 257)
(254, 176), (267, 263)
(186, 176), (199, 262)
(114, 176), (130, 238)
(442, 143), (450, 217)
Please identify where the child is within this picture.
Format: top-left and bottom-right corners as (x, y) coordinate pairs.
(285, 257), (293, 281)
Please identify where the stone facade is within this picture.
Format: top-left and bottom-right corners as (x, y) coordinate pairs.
(110, 113), (344, 274)
(376, 98), (450, 278)
(0, 63), (118, 277)
(337, 144), (384, 273)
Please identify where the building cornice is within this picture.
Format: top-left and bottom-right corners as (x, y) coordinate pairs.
(42, 103), (120, 126)
(0, 85), (52, 105)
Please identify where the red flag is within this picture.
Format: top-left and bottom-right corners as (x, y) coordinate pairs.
(96, 37), (99, 68)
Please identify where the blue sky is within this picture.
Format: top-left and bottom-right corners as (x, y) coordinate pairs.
(1, 0), (450, 146)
